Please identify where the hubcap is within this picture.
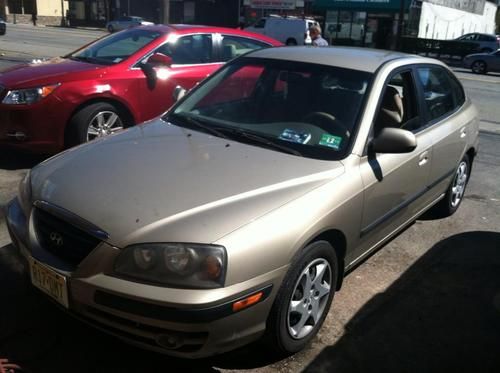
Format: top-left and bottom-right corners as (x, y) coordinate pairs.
(287, 258), (332, 340)
(86, 111), (123, 141)
(451, 161), (468, 208)
(473, 62), (485, 73)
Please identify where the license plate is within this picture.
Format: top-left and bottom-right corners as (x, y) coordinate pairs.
(29, 257), (69, 308)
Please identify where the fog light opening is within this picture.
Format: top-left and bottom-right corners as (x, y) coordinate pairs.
(232, 291), (263, 313)
(7, 131), (27, 141)
(156, 333), (184, 350)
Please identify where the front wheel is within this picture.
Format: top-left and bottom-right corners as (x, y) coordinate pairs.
(107, 25), (114, 33)
(471, 60), (487, 74)
(266, 241), (338, 355)
(286, 38), (298, 46)
(66, 102), (126, 147)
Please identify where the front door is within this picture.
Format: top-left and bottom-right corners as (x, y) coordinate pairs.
(137, 33), (223, 121)
(354, 69), (433, 262)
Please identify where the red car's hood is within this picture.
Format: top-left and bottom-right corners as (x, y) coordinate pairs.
(0, 57), (106, 88)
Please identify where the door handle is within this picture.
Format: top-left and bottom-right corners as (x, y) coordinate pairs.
(460, 128), (467, 138)
(418, 151), (429, 166)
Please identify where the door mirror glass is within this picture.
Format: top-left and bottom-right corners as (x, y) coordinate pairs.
(147, 53), (172, 67)
(371, 128), (417, 154)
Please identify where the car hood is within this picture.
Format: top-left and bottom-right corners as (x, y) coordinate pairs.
(30, 120), (344, 248)
(0, 57), (105, 88)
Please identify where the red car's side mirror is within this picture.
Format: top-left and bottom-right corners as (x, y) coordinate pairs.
(147, 53), (172, 67)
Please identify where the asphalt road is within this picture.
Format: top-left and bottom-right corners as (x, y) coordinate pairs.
(0, 23), (499, 373)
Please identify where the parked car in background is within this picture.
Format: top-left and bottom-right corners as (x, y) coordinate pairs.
(7, 47), (478, 358)
(0, 25), (281, 154)
(455, 33), (499, 53)
(245, 15), (318, 45)
(0, 17), (6, 35)
(463, 49), (500, 74)
(106, 16), (154, 33)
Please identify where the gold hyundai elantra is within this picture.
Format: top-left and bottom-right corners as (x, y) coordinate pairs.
(7, 46), (478, 358)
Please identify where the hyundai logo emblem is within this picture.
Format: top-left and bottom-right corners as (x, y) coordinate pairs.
(49, 232), (64, 247)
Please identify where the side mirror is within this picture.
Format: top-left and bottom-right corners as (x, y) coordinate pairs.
(172, 85), (187, 102)
(370, 128), (417, 154)
(147, 53), (172, 67)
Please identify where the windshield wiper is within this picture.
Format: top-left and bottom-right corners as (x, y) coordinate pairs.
(170, 114), (229, 139)
(215, 127), (303, 156)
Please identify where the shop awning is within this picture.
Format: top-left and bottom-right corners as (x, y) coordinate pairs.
(313, 0), (410, 12)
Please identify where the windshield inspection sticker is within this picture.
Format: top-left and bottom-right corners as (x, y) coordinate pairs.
(319, 134), (342, 150)
(279, 129), (311, 144)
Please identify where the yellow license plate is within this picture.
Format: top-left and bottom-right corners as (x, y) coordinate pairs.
(29, 257), (69, 308)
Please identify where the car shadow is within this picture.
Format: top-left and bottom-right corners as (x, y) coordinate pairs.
(303, 231), (500, 373)
(0, 150), (47, 171)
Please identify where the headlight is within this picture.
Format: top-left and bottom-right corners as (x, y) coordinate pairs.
(17, 170), (32, 214)
(2, 84), (60, 105)
(114, 243), (226, 289)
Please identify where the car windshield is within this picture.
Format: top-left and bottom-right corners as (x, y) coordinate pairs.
(68, 29), (162, 65)
(165, 57), (372, 160)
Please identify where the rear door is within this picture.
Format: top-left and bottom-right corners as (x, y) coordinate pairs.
(413, 65), (470, 200)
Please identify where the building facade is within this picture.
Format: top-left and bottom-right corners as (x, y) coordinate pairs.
(313, 0), (499, 49)
(4, 0), (66, 25)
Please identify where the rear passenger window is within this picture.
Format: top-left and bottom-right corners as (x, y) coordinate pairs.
(220, 36), (269, 62)
(416, 67), (456, 122)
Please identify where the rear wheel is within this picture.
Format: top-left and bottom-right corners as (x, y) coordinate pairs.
(107, 24), (114, 33)
(266, 241), (337, 355)
(432, 154), (471, 218)
(66, 102), (127, 147)
(471, 60), (487, 74)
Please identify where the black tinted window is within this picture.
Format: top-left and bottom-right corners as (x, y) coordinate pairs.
(478, 34), (495, 41)
(158, 34), (213, 64)
(254, 19), (266, 28)
(417, 67), (456, 122)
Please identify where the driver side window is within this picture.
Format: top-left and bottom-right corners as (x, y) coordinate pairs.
(156, 34), (213, 65)
(374, 71), (420, 135)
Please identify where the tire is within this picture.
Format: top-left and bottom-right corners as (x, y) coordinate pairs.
(107, 25), (114, 33)
(431, 154), (471, 218)
(471, 60), (487, 74)
(266, 241), (338, 355)
(286, 38), (298, 46)
(66, 102), (126, 148)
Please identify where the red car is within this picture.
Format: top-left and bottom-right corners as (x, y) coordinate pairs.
(0, 25), (281, 153)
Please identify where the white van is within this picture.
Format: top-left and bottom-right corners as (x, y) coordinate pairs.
(245, 15), (319, 46)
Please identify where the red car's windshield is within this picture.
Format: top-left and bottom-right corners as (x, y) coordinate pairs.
(69, 29), (163, 65)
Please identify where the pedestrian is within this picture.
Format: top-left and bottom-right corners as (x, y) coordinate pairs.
(309, 25), (328, 47)
(31, 13), (37, 26)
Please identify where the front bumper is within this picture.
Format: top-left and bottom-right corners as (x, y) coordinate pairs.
(6, 198), (285, 358)
(0, 96), (68, 154)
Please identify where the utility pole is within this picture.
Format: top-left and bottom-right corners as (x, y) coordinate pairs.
(396, 0), (405, 50)
(161, 0), (170, 24)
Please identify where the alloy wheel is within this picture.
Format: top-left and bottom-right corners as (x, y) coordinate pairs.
(86, 111), (123, 141)
(451, 161), (468, 208)
(287, 258), (332, 340)
(472, 61), (486, 74)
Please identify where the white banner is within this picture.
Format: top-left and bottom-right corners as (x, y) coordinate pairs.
(248, 0), (297, 9)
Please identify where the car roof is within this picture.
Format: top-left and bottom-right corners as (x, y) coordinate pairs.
(245, 46), (425, 73)
(139, 24), (282, 45)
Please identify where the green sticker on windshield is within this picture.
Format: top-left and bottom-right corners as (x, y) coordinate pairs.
(319, 134), (342, 150)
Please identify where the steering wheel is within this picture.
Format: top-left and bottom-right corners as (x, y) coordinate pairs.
(302, 111), (350, 139)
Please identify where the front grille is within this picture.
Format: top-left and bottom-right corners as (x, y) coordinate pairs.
(34, 207), (101, 265)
